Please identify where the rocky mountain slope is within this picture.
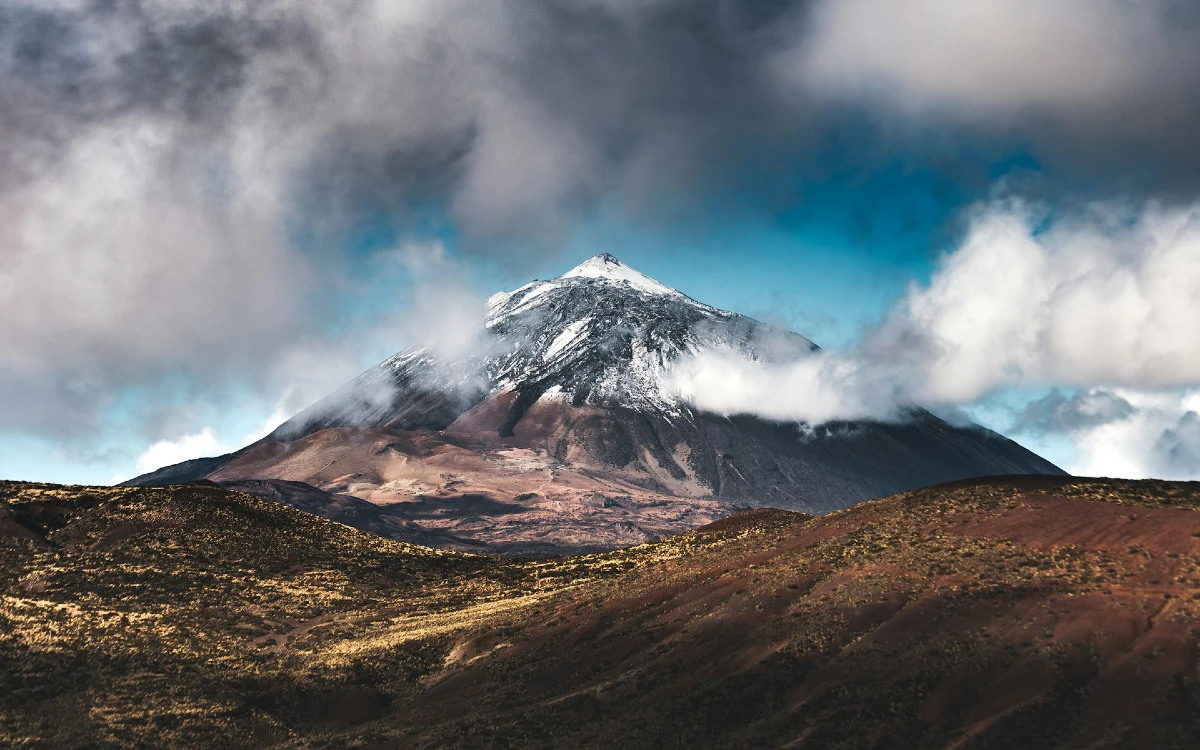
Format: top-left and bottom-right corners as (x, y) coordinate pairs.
(5, 476), (1200, 747)
(127, 254), (1062, 553)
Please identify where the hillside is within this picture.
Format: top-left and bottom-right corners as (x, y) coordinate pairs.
(4, 476), (1200, 747)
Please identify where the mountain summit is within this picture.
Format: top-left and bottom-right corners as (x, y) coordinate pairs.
(555, 252), (681, 295)
(128, 254), (1063, 554)
(271, 252), (818, 438)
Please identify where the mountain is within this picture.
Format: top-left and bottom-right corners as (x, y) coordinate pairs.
(7, 476), (1200, 747)
(126, 253), (1062, 553)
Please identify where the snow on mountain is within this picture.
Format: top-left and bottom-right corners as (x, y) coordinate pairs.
(474, 253), (816, 414)
(543, 317), (592, 361)
(557, 252), (682, 296)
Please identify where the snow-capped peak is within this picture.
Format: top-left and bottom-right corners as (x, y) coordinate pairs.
(274, 250), (820, 442)
(558, 253), (680, 297)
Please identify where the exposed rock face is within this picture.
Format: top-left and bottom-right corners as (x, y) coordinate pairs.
(126, 253), (1063, 553)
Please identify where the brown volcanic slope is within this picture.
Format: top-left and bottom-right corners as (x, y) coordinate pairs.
(206, 425), (733, 555)
(4, 476), (1200, 748)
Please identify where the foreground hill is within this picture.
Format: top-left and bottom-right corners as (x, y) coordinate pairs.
(4, 476), (1200, 747)
(126, 254), (1061, 554)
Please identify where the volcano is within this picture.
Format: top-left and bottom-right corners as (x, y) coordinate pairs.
(126, 254), (1062, 553)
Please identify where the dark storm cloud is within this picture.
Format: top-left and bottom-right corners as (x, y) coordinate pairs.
(4, 0), (1200, 446)
(7, 1), (1200, 252)
(0, 0), (831, 441)
(0, 0), (826, 247)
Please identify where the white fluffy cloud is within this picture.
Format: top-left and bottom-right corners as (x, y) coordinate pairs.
(133, 428), (224, 476)
(132, 400), (291, 477)
(882, 199), (1200, 398)
(669, 349), (901, 425)
(1059, 390), (1200, 480)
(672, 199), (1200, 467)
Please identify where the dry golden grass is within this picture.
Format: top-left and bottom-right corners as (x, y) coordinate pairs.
(3, 476), (1200, 748)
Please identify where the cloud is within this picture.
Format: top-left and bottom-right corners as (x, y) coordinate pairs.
(787, 0), (1200, 183)
(671, 198), (1200, 441)
(1154, 410), (1200, 479)
(0, 118), (311, 433)
(1012, 389), (1136, 436)
(877, 199), (1200, 399)
(668, 348), (903, 425)
(388, 241), (492, 364)
(133, 427), (223, 476)
(131, 398), (290, 478)
(0, 0), (820, 248)
(1047, 389), (1200, 480)
(796, 0), (1176, 113)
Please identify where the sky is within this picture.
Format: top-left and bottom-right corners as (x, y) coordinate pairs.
(3, 0), (1200, 484)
